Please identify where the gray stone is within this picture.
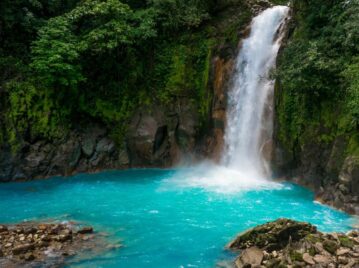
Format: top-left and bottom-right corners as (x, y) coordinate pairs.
(303, 252), (315, 265)
(235, 247), (264, 268)
(81, 137), (95, 157)
(313, 254), (331, 264)
(337, 248), (351, 256)
(96, 138), (115, 154)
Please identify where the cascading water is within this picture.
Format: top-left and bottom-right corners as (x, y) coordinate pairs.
(222, 6), (289, 179)
(170, 6), (290, 193)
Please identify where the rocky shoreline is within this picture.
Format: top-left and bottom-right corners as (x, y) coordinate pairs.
(227, 218), (359, 268)
(0, 221), (118, 267)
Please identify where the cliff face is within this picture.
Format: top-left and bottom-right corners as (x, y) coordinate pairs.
(0, 1), (257, 182)
(272, 1), (359, 215)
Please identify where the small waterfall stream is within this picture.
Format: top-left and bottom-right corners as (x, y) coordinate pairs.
(222, 6), (289, 179)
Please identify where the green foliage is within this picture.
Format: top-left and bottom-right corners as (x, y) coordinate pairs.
(0, 0), (79, 56)
(276, 0), (359, 156)
(150, 34), (213, 124)
(31, 16), (83, 90)
(149, 0), (212, 32)
(1, 0), (249, 149)
(342, 58), (359, 129)
(3, 80), (66, 151)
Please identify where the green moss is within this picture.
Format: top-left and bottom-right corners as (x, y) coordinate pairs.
(323, 240), (338, 254)
(289, 250), (303, 262)
(308, 247), (316, 256)
(339, 236), (354, 248)
(270, 0), (289, 5)
(347, 134), (359, 156)
(3, 80), (68, 153)
(305, 234), (322, 244)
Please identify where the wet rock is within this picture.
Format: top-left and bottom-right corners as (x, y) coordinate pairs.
(96, 138), (115, 154)
(77, 226), (93, 234)
(227, 219), (359, 268)
(56, 233), (72, 242)
(228, 218), (316, 251)
(24, 252), (35, 261)
(23, 226), (37, 235)
(38, 224), (48, 231)
(12, 243), (35, 255)
(0, 225), (7, 233)
(235, 247), (264, 268)
(0, 221), (108, 267)
(81, 137), (95, 157)
(0, 123), (123, 182)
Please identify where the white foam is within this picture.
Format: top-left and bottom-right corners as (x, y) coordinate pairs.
(163, 163), (283, 194)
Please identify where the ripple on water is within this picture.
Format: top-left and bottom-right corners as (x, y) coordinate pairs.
(0, 168), (355, 268)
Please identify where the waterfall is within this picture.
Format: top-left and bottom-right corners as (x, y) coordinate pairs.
(222, 6), (289, 179)
(169, 6), (290, 193)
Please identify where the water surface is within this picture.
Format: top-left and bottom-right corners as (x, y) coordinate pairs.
(0, 168), (354, 268)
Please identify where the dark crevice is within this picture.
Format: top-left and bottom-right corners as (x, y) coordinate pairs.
(153, 126), (168, 154)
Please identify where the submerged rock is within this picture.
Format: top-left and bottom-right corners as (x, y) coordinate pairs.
(227, 218), (359, 268)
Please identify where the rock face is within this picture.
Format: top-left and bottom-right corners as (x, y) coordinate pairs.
(272, 131), (359, 215)
(127, 102), (199, 167)
(228, 218), (359, 268)
(0, 125), (128, 182)
(0, 102), (203, 181)
(0, 221), (115, 267)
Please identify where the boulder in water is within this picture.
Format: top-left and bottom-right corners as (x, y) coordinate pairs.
(227, 219), (359, 268)
(228, 218), (317, 252)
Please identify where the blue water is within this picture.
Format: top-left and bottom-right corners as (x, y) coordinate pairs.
(0, 168), (355, 268)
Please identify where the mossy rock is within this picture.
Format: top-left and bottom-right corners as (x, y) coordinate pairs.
(228, 218), (317, 252)
(289, 250), (303, 262)
(338, 236), (355, 248)
(323, 240), (338, 254)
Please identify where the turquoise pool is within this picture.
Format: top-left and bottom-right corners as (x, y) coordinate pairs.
(0, 168), (355, 267)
